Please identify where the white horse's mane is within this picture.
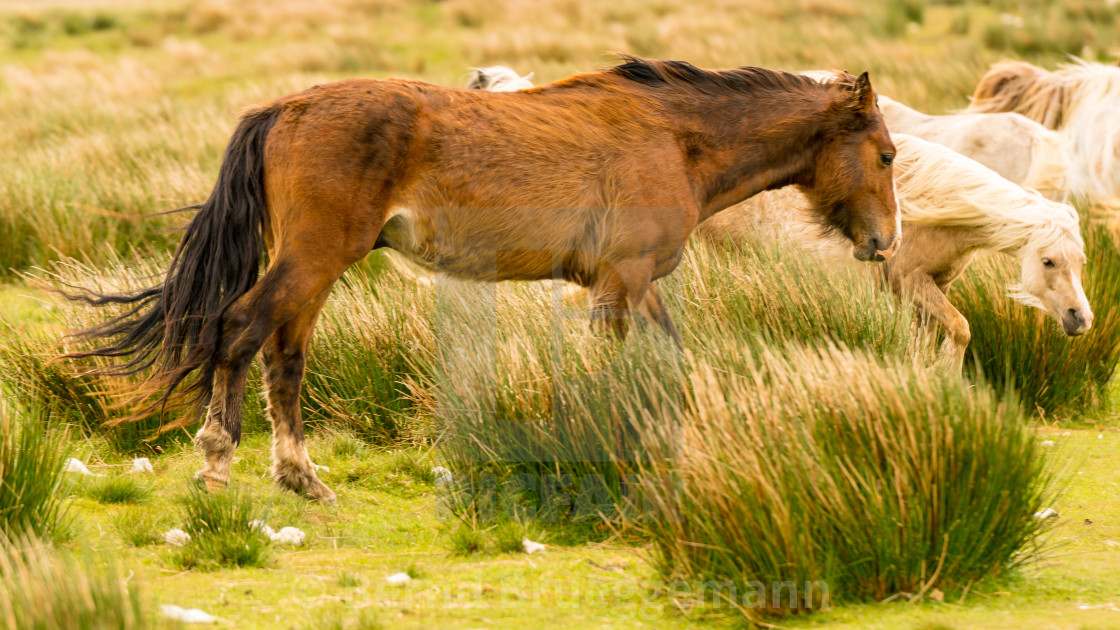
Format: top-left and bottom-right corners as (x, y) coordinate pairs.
(892, 133), (1083, 255)
(1008, 59), (1120, 129)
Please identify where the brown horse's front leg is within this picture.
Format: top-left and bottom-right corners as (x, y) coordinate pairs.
(587, 258), (653, 339)
(636, 282), (681, 345)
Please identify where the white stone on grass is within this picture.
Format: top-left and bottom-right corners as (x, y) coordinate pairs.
(63, 458), (104, 476)
(271, 526), (306, 545)
(431, 466), (453, 486)
(1034, 508), (1059, 519)
(385, 572), (412, 584)
(160, 605), (217, 624)
(130, 457), (154, 474)
(164, 529), (191, 546)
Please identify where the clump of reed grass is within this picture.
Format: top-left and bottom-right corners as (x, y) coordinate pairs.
(167, 483), (271, 571)
(0, 399), (70, 541)
(0, 534), (145, 630)
(429, 277), (682, 529)
(638, 344), (1051, 618)
(956, 221), (1120, 417)
(434, 232), (924, 533)
(668, 236), (921, 358)
(79, 475), (152, 505)
(301, 266), (434, 444)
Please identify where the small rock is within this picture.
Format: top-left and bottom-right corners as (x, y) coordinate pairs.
(431, 466), (453, 486)
(63, 458), (104, 477)
(1041, 440), (1055, 447)
(160, 605), (217, 624)
(130, 457), (154, 474)
(1105, 540), (1120, 548)
(312, 463), (330, 473)
(164, 529), (191, 547)
(522, 538), (545, 554)
(271, 526), (306, 545)
(385, 572), (412, 584)
(1085, 518), (1093, 525)
(1034, 508), (1059, 519)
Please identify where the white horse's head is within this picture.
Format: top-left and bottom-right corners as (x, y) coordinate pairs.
(1016, 223), (1093, 336)
(466, 66), (535, 92)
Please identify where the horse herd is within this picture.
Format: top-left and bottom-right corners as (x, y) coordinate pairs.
(63, 56), (1115, 501)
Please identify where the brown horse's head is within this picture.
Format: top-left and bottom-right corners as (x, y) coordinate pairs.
(802, 72), (900, 262)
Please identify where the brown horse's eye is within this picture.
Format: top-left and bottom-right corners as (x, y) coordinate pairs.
(880, 153), (894, 166)
(1043, 258), (1055, 268)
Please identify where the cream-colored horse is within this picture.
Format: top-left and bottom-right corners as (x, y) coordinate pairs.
(698, 134), (1092, 372)
(968, 59), (1120, 209)
(877, 95), (1068, 201)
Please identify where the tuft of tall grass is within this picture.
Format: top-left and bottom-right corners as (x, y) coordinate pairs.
(0, 535), (145, 630)
(301, 267), (434, 443)
(956, 221), (1120, 417)
(434, 234), (924, 532)
(79, 475), (152, 505)
(638, 345), (1052, 617)
(168, 483), (272, 571)
(430, 277), (683, 528)
(0, 399), (70, 541)
(668, 237), (921, 358)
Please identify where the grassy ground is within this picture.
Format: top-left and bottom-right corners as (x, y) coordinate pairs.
(46, 430), (1118, 629)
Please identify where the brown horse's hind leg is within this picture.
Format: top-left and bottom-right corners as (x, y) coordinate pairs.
(193, 257), (348, 491)
(636, 282), (681, 345)
(260, 287), (335, 502)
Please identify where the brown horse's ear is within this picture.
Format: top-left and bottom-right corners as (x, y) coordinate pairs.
(850, 71), (876, 116)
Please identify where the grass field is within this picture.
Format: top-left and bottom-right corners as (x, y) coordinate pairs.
(3, 0), (1120, 628)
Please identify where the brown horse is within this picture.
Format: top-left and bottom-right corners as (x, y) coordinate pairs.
(64, 57), (899, 502)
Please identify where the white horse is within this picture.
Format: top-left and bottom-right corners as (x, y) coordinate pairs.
(465, 66), (535, 92)
(968, 59), (1120, 209)
(697, 134), (1093, 372)
(877, 95), (1068, 201)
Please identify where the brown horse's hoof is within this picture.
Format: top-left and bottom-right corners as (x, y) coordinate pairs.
(306, 481), (337, 506)
(275, 470), (337, 505)
(194, 471), (228, 493)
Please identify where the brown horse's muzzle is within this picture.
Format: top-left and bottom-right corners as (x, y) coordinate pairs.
(874, 234), (901, 262)
(852, 233), (901, 262)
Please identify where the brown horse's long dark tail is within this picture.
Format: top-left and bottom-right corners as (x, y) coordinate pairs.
(61, 105), (281, 426)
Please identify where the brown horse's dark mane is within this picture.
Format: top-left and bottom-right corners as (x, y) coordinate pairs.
(566, 55), (855, 101)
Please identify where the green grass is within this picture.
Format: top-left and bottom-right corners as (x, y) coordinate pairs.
(167, 482), (273, 571)
(0, 399), (70, 541)
(0, 534), (145, 630)
(78, 474), (152, 504)
(638, 345), (1050, 620)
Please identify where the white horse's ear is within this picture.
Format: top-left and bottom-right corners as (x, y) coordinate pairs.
(466, 68), (489, 90)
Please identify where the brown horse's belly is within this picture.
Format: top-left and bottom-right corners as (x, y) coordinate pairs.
(377, 205), (605, 283)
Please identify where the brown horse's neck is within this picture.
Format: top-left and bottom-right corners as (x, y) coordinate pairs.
(669, 90), (843, 221)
